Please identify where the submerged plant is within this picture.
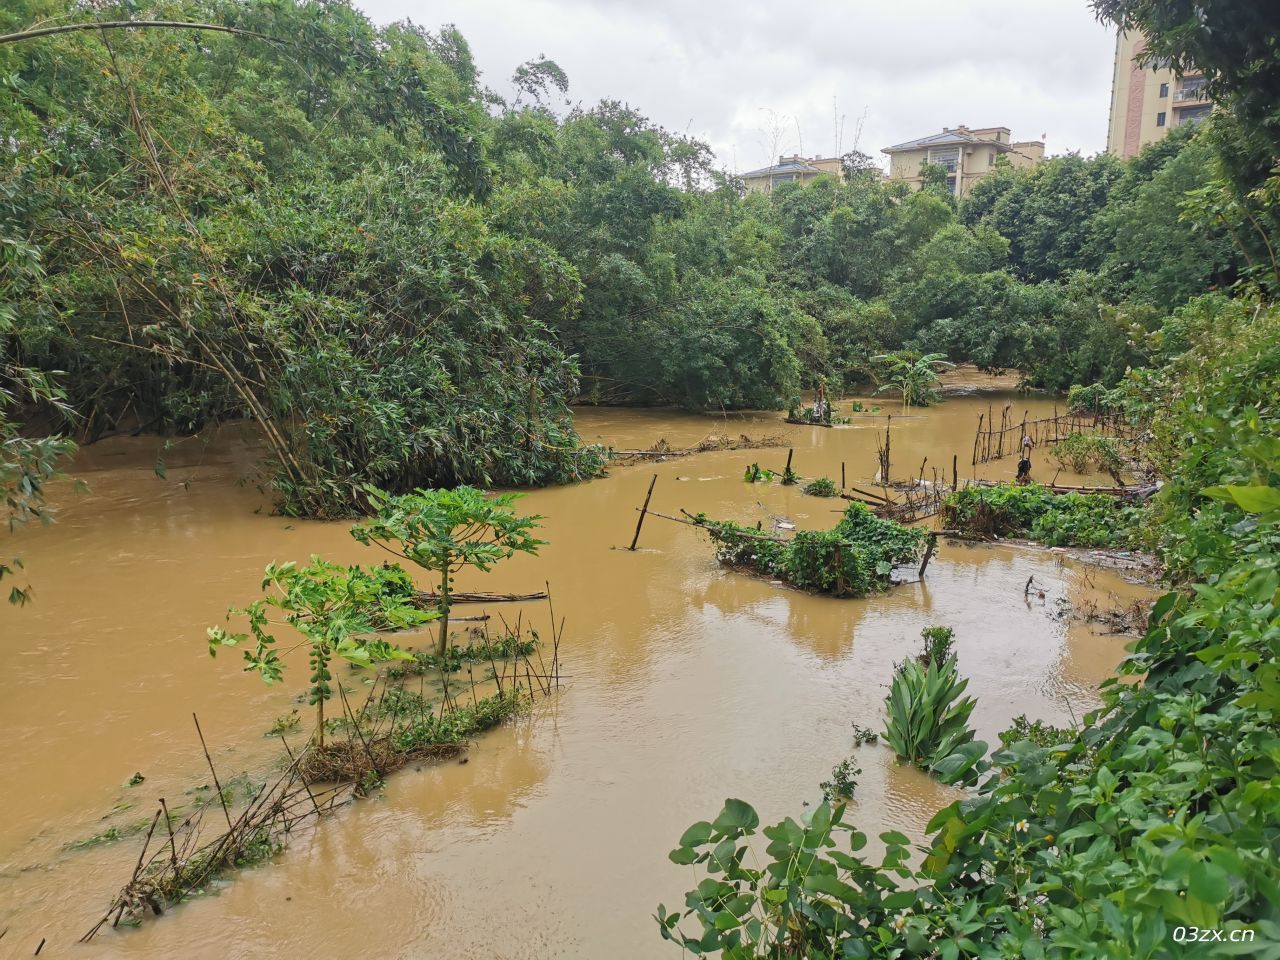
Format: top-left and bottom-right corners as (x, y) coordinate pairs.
(941, 483), (1140, 547)
(802, 477), (838, 497)
(208, 558), (430, 744)
(1052, 432), (1126, 479)
(883, 651), (986, 785)
(351, 485), (544, 656)
(819, 758), (861, 802)
(916, 625), (956, 668)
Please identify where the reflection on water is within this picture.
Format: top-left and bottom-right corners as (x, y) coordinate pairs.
(0, 391), (1153, 958)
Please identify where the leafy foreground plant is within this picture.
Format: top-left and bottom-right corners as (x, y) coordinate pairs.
(883, 649), (987, 787)
(208, 558), (430, 745)
(698, 504), (926, 598)
(941, 483), (1140, 548)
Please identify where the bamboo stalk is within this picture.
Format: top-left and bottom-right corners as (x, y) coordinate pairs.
(192, 714), (233, 831)
(629, 474), (658, 550)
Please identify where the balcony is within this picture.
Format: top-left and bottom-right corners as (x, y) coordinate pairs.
(1174, 85), (1208, 103)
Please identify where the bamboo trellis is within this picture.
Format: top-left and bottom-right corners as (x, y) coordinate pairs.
(971, 404), (1140, 465)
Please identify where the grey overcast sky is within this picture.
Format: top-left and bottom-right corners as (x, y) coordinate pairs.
(353, 0), (1118, 173)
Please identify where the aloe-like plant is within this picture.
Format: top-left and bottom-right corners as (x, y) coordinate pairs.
(883, 654), (986, 785)
(872, 352), (955, 408)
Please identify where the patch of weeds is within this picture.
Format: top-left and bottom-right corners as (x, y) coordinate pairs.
(916, 626), (956, 668)
(820, 758), (861, 802)
(998, 714), (1075, 750)
(385, 633), (538, 677)
(266, 709), (301, 737)
(803, 477), (838, 497)
(851, 723), (878, 746)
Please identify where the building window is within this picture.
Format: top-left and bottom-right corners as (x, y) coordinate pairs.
(1177, 104), (1212, 126)
(946, 176), (957, 195)
(1156, 112), (1166, 127)
(1159, 82), (1169, 97)
(988, 153), (994, 166)
(927, 146), (960, 173)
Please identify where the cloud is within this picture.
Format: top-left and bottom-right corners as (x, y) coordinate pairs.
(354, 0), (1117, 172)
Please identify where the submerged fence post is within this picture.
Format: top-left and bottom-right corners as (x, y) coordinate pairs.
(782, 448), (795, 484)
(841, 461), (846, 491)
(629, 474), (658, 550)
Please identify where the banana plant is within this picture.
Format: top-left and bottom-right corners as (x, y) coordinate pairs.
(872, 352), (955, 408)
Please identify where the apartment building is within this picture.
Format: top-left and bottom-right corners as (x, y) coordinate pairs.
(1106, 31), (1212, 158)
(740, 154), (842, 194)
(881, 126), (1044, 198)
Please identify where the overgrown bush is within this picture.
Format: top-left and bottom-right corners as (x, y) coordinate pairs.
(941, 484), (1139, 547)
(1051, 432), (1125, 477)
(1065, 382), (1123, 416)
(699, 504), (925, 597)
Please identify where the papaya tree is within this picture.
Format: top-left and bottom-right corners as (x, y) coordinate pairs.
(350, 485), (544, 657)
(208, 558), (430, 744)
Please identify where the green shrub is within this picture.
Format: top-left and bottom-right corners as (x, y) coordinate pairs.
(916, 625), (955, 667)
(699, 504), (925, 597)
(1051, 432), (1125, 477)
(941, 484), (1139, 547)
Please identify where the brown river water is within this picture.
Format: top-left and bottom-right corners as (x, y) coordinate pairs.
(0, 386), (1153, 958)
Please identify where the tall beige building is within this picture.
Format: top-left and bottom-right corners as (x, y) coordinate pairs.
(881, 126), (1044, 198)
(1106, 31), (1212, 158)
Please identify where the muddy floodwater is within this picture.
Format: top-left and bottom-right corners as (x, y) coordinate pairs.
(0, 387), (1154, 958)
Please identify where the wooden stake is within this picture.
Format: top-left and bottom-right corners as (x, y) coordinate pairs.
(628, 474), (658, 550)
(841, 461), (846, 490)
(918, 531), (939, 578)
(782, 448), (795, 484)
(159, 798), (179, 872)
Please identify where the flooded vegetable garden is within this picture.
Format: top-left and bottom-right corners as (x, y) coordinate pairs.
(0, 381), (1154, 959)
